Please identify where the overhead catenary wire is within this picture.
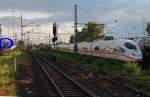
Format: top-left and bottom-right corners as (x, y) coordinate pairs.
(103, 0), (135, 16)
(77, 6), (98, 22)
(51, 0), (63, 22)
(76, 0), (135, 22)
(40, 0), (63, 40)
(53, 0), (62, 13)
(36, 0), (63, 35)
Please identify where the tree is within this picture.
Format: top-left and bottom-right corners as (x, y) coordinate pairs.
(146, 23), (150, 35)
(70, 22), (105, 43)
(81, 22), (104, 41)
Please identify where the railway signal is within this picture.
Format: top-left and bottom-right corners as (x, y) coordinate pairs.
(52, 22), (58, 43)
(53, 22), (57, 37)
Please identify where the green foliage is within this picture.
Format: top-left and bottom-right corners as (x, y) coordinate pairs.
(0, 51), (28, 95)
(70, 22), (105, 43)
(51, 51), (124, 73)
(123, 62), (141, 76)
(0, 62), (16, 95)
(2, 40), (10, 47)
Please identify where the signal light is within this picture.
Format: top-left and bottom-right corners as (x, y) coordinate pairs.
(53, 22), (57, 36)
(52, 37), (57, 43)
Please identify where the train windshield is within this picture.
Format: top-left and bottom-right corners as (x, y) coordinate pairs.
(124, 42), (137, 50)
(118, 47), (125, 53)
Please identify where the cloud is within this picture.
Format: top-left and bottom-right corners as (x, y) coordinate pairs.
(0, 0), (150, 42)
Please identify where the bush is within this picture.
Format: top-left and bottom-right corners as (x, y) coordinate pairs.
(123, 62), (141, 76)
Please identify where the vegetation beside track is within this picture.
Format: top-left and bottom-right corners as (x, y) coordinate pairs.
(38, 50), (150, 96)
(0, 50), (29, 96)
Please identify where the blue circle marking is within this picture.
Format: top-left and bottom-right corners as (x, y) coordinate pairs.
(0, 38), (14, 48)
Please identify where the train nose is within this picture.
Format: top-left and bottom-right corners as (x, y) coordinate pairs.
(139, 53), (143, 60)
(132, 52), (143, 60)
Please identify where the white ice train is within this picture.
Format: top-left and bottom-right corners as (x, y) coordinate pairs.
(54, 39), (143, 61)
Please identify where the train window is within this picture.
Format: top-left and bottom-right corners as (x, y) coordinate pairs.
(100, 48), (105, 51)
(113, 48), (118, 52)
(118, 47), (125, 53)
(94, 46), (99, 50)
(125, 42), (137, 50)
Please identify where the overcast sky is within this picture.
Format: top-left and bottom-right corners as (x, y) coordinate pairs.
(0, 0), (150, 43)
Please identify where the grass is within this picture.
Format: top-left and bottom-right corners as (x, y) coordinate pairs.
(125, 70), (150, 95)
(50, 51), (124, 74)
(0, 61), (16, 95)
(0, 50), (28, 96)
(123, 62), (141, 76)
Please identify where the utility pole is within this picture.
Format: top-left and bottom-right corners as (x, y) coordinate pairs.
(74, 4), (78, 53)
(11, 11), (16, 72)
(11, 11), (15, 42)
(49, 33), (51, 46)
(25, 32), (29, 48)
(20, 12), (24, 49)
(21, 12), (23, 41)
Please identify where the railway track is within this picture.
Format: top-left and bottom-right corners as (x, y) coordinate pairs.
(32, 61), (60, 97)
(31, 54), (96, 97)
(39, 52), (150, 97)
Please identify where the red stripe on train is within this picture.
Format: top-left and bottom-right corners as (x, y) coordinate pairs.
(78, 49), (141, 61)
